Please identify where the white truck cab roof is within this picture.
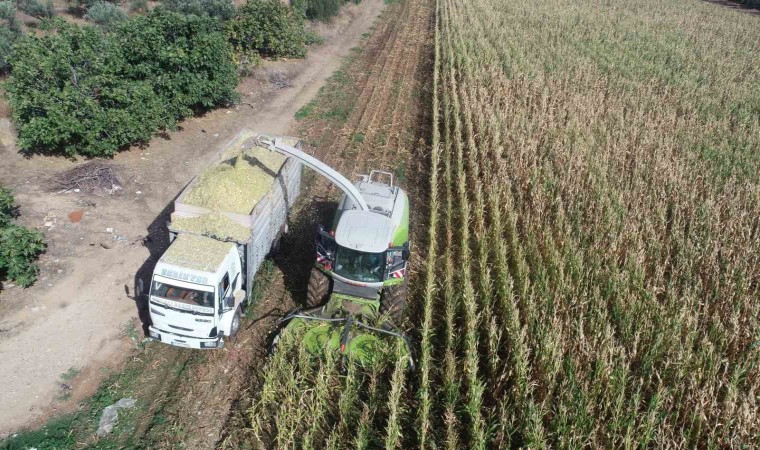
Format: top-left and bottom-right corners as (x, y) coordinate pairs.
(335, 210), (394, 253)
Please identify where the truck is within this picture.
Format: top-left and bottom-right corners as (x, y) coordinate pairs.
(146, 131), (302, 349)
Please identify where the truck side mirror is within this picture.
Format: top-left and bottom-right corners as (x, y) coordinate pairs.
(402, 249), (410, 260)
(225, 296), (235, 308)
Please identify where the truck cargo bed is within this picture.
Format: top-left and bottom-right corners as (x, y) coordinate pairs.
(168, 130), (303, 300)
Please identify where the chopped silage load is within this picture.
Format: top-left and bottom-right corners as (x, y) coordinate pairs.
(172, 212), (251, 242)
(161, 234), (232, 273)
(183, 146), (287, 215)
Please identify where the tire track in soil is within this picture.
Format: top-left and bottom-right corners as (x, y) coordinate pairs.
(218, 0), (436, 446)
(330, 0), (425, 181)
(341, 2), (406, 148)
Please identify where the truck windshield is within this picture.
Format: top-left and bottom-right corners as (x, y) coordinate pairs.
(334, 247), (383, 283)
(151, 280), (214, 308)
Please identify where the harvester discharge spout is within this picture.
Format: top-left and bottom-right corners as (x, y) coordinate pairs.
(248, 136), (370, 212)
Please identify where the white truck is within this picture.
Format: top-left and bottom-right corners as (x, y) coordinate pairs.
(146, 131), (302, 349)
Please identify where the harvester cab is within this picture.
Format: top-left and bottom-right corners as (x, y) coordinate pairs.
(312, 169), (411, 320)
(248, 136), (413, 369)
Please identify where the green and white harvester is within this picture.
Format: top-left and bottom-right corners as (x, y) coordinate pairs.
(253, 136), (414, 369)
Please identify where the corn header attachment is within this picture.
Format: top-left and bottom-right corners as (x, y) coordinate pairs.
(270, 305), (414, 370)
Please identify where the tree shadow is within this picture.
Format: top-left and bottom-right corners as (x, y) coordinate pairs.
(129, 194), (177, 336)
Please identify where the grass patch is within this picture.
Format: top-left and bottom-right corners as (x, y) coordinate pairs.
(295, 102), (316, 120)
(374, 130), (388, 146)
(61, 366), (80, 382)
(293, 52), (362, 128)
(1, 414), (79, 450)
(351, 132), (365, 143)
(2, 360), (148, 449)
(394, 160), (406, 183)
(320, 105), (352, 122)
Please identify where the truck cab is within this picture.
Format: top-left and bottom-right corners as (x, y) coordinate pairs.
(148, 234), (245, 349)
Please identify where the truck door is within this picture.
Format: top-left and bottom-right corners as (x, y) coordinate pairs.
(218, 273), (231, 314)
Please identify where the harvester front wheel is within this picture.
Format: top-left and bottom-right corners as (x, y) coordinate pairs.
(306, 268), (330, 307)
(380, 279), (407, 322)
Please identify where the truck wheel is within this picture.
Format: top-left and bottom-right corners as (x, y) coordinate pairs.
(306, 268), (330, 307)
(229, 308), (241, 337)
(381, 280), (408, 322)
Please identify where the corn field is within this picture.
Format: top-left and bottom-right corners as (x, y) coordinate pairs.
(236, 0), (759, 447)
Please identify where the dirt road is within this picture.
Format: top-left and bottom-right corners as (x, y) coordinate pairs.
(0, 0), (385, 435)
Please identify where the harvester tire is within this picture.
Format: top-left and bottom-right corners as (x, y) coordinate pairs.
(306, 268), (330, 307)
(381, 280), (407, 322)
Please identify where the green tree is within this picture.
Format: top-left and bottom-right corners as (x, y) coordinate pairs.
(0, 187), (45, 288)
(17, 0), (55, 19)
(6, 20), (166, 156)
(67, 0), (121, 12)
(162, 0), (235, 20)
(303, 0), (341, 22)
(0, 0), (21, 72)
(84, 1), (127, 28)
(0, 225), (45, 287)
(227, 0), (308, 60)
(116, 9), (239, 120)
(6, 11), (238, 157)
(0, 186), (15, 228)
